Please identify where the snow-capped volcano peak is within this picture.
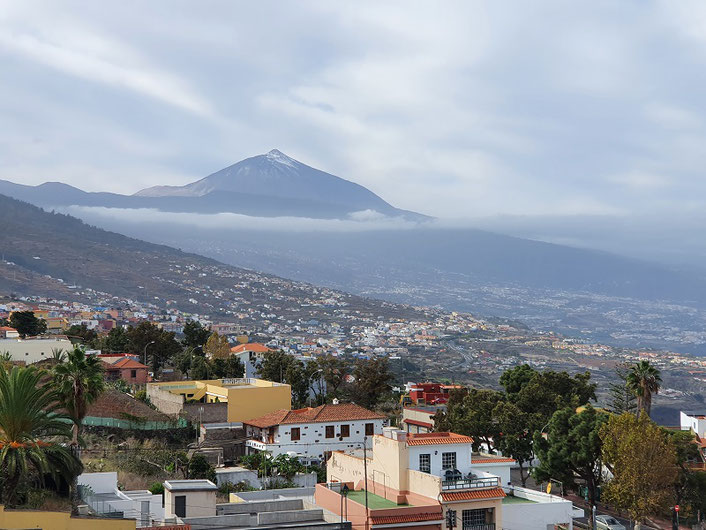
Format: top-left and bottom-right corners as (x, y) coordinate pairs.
(265, 149), (297, 167)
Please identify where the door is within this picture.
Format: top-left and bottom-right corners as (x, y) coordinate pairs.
(175, 495), (186, 518)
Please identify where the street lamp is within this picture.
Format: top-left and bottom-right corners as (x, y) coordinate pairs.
(143, 340), (155, 367)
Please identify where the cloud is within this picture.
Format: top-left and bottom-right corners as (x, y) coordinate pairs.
(1, 0), (706, 226)
(62, 206), (424, 233)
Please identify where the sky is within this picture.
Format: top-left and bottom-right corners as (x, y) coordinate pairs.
(2, 0), (706, 222)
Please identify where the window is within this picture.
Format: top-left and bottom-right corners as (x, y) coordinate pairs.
(365, 423), (374, 435)
(175, 495), (186, 518)
(291, 427), (301, 441)
(340, 424), (350, 438)
(130, 369), (137, 378)
(419, 453), (431, 473)
(325, 425), (335, 438)
(442, 452), (457, 470)
(462, 508), (487, 529)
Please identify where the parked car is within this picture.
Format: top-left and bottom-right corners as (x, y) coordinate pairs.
(595, 515), (626, 530)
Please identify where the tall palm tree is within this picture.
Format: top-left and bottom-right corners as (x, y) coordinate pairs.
(626, 360), (662, 417)
(52, 346), (105, 513)
(0, 365), (80, 505)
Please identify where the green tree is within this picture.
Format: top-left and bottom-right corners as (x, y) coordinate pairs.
(9, 311), (47, 338)
(182, 320), (211, 349)
(0, 366), (80, 506)
(210, 356), (245, 379)
(188, 454), (216, 482)
(63, 323), (98, 345)
(204, 332), (231, 360)
(608, 363), (638, 415)
(600, 412), (676, 524)
(258, 351), (310, 406)
(52, 346), (106, 514)
(189, 356), (210, 380)
(316, 355), (350, 398)
(101, 327), (130, 353)
(433, 388), (504, 452)
(352, 357), (393, 410)
(533, 405), (608, 509)
(626, 360), (662, 417)
(668, 429), (705, 519)
(126, 322), (181, 373)
(493, 401), (534, 487)
(499, 364), (537, 396)
(51, 347), (66, 363)
(271, 453), (305, 480)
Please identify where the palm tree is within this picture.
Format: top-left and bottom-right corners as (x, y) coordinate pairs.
(626, 360), (662, 417)
(51, 347), (66, 363)
(52, 346), (105, 514)
(0, 365), (80, 505)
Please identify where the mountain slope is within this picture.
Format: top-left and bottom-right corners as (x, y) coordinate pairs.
(0, 194), (426, 322)
(0, 150), (428, 220)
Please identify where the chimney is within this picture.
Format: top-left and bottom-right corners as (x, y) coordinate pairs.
(332, 398), (340, 405)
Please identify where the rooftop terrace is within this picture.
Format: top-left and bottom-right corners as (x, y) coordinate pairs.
(346, 489), (410, 509)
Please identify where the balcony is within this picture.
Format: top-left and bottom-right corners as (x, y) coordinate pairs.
(463, 524), (495, 530)
(442, 475), (500, 491)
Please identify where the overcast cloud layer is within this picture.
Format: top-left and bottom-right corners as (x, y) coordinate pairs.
(2, 1), (706, 220)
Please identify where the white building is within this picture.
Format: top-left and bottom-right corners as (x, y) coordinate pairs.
(243, 403), (387, 465)
(78, 471), (162, 527)
(0, 336), (73, 364)
(681, 410), (706, 437)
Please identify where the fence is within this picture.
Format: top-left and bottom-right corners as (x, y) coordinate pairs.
(83, 416), (188, 430)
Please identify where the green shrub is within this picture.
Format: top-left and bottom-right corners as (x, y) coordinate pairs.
(149, 482), (164, 495)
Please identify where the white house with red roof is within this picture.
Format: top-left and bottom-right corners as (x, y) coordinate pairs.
(243, 402), (387, 464)
(230, 342), (272, 378)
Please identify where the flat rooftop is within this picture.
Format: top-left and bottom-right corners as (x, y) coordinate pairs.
(347, 490), (410, 510)
(502, 495), (537, 504)
(164, 480), (217, 492)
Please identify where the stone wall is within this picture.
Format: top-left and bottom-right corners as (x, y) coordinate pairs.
(184, 402), (227, 423)
(146, 385), (183, 417)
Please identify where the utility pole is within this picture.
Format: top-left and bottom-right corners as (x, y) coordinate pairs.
(363, 436), (369, 530)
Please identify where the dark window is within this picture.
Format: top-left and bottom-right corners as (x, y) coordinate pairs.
(365, 423), (374, 435)
(291, 427), (301, 441)
(419, 453), (431, 473)
(325, 426), (335, 438)
(130, 369), (137, 378)
(340, 424), (350, 438)
(462, 508), (488, 528)
(175, 495), (186, 518)
(442, 452), (457, 470)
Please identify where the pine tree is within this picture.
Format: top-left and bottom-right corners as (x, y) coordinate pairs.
(608, 363), (638, 415)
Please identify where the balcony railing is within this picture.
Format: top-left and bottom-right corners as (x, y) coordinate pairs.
(463, 524), (495, 530)
(442, 476), (500, 490)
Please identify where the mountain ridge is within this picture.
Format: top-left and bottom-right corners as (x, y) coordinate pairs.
(0, 150), (430, 221)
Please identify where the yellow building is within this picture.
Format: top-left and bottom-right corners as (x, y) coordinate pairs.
(0, 506), (135, 530)
(147, 378), (291, 423)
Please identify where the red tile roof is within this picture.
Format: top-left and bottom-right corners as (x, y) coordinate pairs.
(370, 512), (442, 525)
(406, 432), (473, 446)
(243, 403), (386, 428)
(112, 357), (148, 369)
(441, 487), (506, 502)
(403, 419), (433, 428)
(472, 456), (516, 464)
(231, 343), (270, 354)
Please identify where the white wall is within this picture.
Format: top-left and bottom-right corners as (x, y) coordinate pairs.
(0, 337), (73, 364)
(681, 411), (706, 437)
(472, 462), (512, 486)
(502, 486), (580, 530)
(247, 418), (385, 463)
(78, 471), (118, 494)
(407, 443), (473, 477)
